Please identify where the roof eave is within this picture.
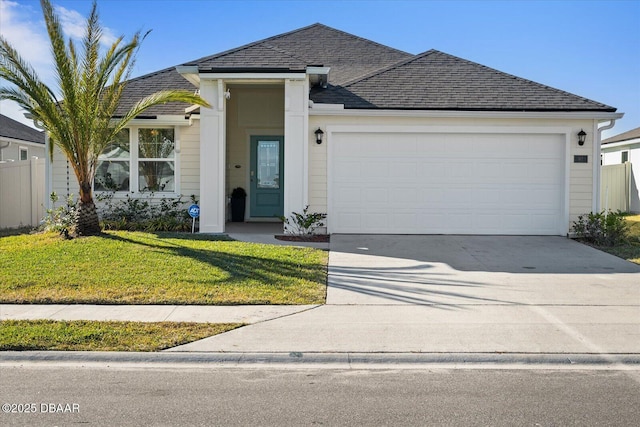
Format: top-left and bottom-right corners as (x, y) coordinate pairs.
(310, 107), (624, 120)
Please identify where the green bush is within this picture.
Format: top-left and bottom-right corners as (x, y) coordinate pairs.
(98, 192), (197, 232)
(572, 210), (629, 246)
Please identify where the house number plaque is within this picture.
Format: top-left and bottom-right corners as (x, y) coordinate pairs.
(573, 155), (588, 163)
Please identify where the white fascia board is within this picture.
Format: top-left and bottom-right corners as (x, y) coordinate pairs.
(310, 102), (344, 110)
(601, 139), (640, 150)
(306, 66), (330, 75)
(0, 136), (44, 147)
(124, 116), (194, 126)
(176, 66), (200, 87)
(310, 108), (624, 120)
(198, 72), (306, 81)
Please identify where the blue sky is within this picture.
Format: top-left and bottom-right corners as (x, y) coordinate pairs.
(1, 0), (638, 138)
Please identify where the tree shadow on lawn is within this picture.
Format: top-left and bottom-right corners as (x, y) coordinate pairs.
(98, 232), (327, 295)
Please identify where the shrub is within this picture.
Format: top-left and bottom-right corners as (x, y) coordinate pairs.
(40, 192), (76, 238)
(98, 192), (197, 232)
(280, 205), (326, 235)
(572, 210), (629, 246)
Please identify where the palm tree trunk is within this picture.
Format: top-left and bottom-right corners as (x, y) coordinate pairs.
(76, 181), (101, 235)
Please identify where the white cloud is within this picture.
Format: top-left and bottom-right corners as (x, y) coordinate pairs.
(0, 1), (119, 128)
(0, 0), (52, 75)
(55, 5), (119, 47)
(0, 0), (52, 127)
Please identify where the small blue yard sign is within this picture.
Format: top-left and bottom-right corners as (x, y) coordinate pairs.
(188, 204), (200, 233)
(188, 204), (200, 218)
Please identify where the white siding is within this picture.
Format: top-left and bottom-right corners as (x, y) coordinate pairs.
(309, 114), (597, 234)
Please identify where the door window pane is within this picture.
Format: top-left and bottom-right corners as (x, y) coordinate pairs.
(257, 141), (279, 189)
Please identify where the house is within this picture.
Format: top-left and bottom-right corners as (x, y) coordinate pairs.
(49, 23), (623, 235)
(0, 114), (45, 162)
(601, 127), (640, 213)
(0, 114), (46, 228)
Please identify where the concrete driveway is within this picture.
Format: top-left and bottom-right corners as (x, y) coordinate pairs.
(170, 235), (640, 356)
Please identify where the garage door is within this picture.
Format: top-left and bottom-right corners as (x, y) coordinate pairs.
(329, 132), (566, 235)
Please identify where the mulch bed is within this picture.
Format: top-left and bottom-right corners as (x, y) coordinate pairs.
(275, 234), (330, 243)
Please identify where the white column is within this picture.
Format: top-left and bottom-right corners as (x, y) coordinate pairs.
(283, 78), (309, 217)
(199, 79), (226, 233)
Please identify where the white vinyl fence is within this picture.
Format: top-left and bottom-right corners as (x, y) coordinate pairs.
(600, 163), (631, 212)
(0, 158), (45, 229)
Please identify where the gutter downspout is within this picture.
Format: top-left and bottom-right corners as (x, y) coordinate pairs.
(595, 119), (617, 213)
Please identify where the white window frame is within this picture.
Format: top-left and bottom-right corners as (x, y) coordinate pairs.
(95, 126), (180, 197)
(19, 146), (28, 161)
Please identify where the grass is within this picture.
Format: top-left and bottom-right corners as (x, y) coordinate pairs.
(0, 320), (242, 351)
(0, 231), (328, 305)
(593, 215), (640, 264)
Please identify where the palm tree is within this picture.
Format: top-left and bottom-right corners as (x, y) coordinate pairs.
(0, 0), (209, 235)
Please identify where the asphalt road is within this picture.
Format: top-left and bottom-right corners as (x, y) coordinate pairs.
(1, 366), (639, 426)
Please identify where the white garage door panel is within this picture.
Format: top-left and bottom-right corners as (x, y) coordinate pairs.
(330, 132), (565, 235)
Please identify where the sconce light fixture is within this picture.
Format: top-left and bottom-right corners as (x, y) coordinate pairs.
(315, 128), (324, 145)
(577, 129), (587, 146)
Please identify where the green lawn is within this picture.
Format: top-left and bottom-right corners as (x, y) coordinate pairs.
(0, 320), (242, 351)
(0, 231), (327, 305)
(595, 215), (640, 264)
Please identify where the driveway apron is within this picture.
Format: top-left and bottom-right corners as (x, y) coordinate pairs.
(168, 235), (640, 354)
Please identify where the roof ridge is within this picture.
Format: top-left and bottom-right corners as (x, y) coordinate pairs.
(339, 49), (614, 110)
(121, 24), (324, 85)
(181, 23), (322, 67)
(338, 50), (434, 87)
(308, 23), (412, 58)
(430, 50), (616, 110)
(261, 42), (314, 65)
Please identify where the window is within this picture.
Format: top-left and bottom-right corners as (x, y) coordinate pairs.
(138, 128), (175, 192)
(622, 151), (629, 163)
(19, 147), (28, 161)
(95, 127), (177, 194)
(95, 129), (130, 191)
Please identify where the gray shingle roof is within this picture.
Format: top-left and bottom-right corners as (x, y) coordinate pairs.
(185, 23), (413, 86)
(115, 23), (616, 116)
(0, 114), (45, 144)
(602, 126), (640, 144)
(311, 50), (616, 111)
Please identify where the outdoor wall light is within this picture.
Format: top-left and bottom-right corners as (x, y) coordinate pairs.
(315, 128), (325, 144)
(577, 129), (587, 146)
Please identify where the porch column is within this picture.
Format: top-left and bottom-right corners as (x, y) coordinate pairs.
(283, 78), (309, 218)
(199, 79), (226, 233)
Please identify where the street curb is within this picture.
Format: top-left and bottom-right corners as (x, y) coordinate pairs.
(1, 351), (639, 368)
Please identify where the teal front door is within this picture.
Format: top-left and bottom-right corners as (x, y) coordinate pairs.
(250, 136), (284, 218)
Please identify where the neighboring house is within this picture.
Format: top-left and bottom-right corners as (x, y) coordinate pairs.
(49, 23), (623, 235)
(0, 114), (45, 162)
(0, 114), (46, 228)
(601, 127), (640, 213)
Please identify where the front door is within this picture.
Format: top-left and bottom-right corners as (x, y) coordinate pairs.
(250, 136), (284, 218)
